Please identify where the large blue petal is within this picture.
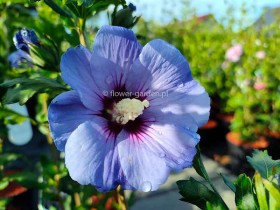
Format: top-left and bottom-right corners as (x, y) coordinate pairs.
(117, 130), (169, 192)
(91, 26), (142, 92)
(65, 120), (125, 192)
(92, 25), (142, 70)
(90, 54), (125, 93)
(148, 80), (210, 127)
(140, 116), (199, 172)
(48, 91), (96, 151)
(60, 45), (103, 111)
(125, 39), (192, 93)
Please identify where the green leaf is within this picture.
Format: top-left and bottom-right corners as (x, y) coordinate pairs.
(0, 180), (9, 190)
(247, 150), (280, 179)
(0, 153), (22, 165)
(0, 107), (29, 124)
(77, 0), (93, 7)
(220, 173), (236, 192)
(2, 88), (36, 105)
(206, 201), (226, 210)
(254, 173), (268, 210)
(193, 146), (209, 180)
(30, 0), (41, 2)
(177, 178), (226, 210)
(234, 174), (257, 210)
(0, 77), (67, 105)
(6, 172), (46, 189)
(262, 178), (280, 208)
(40, 156), (58, 176)
(65, 0), (123, 18)
(0, 198), (10, 208)
(44, 0), (72, 17)
(29, 44), (60, 71)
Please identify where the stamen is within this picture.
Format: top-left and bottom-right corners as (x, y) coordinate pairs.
(112, 98), (149, 125)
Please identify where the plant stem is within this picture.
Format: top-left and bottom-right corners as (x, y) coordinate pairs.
(78, 18), (87, 47)
(114, 185), (127, 210)
(196, 147), (229, 209)
(74, 192), (81, 207)
(41, 94), (57, 159)
(42, 94), (65, 210)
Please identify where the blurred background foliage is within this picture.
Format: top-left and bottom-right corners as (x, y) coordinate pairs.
(136, 7), (280, 141)
(0, 0), (279, 209)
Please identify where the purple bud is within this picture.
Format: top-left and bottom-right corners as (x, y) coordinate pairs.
(8, 50), (32, 68)
(13, 28), (40, 52)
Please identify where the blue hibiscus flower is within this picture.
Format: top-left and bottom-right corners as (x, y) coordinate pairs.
(48, 25), (210, 192)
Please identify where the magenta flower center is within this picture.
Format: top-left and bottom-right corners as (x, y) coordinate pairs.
(100, 90), (150, 138)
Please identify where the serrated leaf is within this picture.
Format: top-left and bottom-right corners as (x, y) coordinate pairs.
(177, 178), (226, 210)
(234, 174), (257, 210)
(254, 173), (268, 210)
(247, 150), (280, 179)
(220, 173), (236, 192)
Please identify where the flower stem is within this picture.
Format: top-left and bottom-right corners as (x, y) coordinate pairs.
(114, 186), (127, 210)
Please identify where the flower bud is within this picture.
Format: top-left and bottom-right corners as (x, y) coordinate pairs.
(112, 3), (139, 29)
(13, 28), (40, 52)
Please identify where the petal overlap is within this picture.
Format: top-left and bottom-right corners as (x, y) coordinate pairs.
(125, 39), (192, 93)
(91, 26), (142, 92)
(48, 91), (95, 151)
(117, 130), (169, 191)
(65, 120), (122, 191)
(61, 45), (103, 111)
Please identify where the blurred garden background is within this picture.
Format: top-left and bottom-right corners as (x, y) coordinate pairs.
(0, 0), (280, 209)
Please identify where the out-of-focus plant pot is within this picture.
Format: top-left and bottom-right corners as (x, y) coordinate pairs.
(226, 131), (269, 175)
(0, 170), (28, 198)
(198, 119), (218, 146)
(215, 113), (234, 137)
(0, 170), (35, 210)
(266, 131), (280, 160)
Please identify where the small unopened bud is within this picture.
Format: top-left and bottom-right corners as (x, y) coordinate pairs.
(112, 3), (140, 29)
(13, 28), (40, 52)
